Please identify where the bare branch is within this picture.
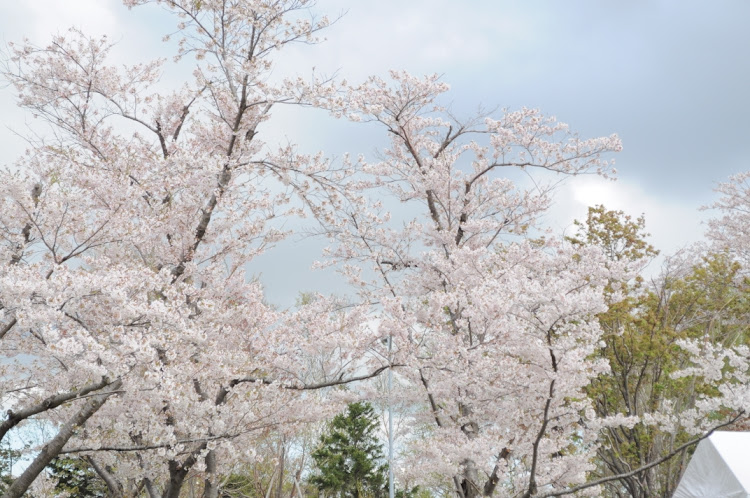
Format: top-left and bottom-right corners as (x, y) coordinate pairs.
(230, 364), (398, 392)
(0, 376), (114, 443)
(3, 379), (122, 498)
(539, 412), (746, 497)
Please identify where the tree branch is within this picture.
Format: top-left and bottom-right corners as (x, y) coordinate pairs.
(0, 376), (113, 443)
(0, 318), (17, 340)
(2, 379), (122, 498)
(539, 411), (746, 497)
(230, 364), (398, 392)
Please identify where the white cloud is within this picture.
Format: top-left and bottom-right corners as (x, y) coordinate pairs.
(0, 0), (121, 41)
(0, 1), (727, 278)
(273, 0), (539, 82)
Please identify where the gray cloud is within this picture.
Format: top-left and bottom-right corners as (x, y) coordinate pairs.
(2, 1), (747, 305)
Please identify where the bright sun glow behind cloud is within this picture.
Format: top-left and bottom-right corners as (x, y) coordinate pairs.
(551, 176), (709, 261)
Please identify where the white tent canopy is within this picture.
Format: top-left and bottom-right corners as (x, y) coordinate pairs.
(673, 431), (750, 497)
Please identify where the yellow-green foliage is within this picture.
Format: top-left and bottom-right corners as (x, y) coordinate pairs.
(571, 206), (750, 497)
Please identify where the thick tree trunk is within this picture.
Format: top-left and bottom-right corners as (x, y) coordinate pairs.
(459, 459), (481, 498)
(202, 449), (219, 498)
(455, 401), (483, 498)
(163, 460), (190, 498)
(162, 442), (208, 498)
(2, 379), (121, 498)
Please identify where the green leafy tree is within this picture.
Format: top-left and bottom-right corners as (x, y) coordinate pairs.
(571, 205), (750, 497)
(310, 402), (388, 498)
(0, 444), (20, 494)
(46, 457), (107, 497)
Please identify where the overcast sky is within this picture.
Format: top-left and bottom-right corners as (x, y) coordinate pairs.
(1, 1), (748, 306)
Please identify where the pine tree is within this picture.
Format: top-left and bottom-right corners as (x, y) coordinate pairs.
(310, 402), (388, 498)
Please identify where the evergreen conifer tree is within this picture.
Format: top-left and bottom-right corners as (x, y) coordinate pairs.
(310, 402), (388, 498)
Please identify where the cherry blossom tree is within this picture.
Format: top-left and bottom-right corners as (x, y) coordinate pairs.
(658, 172), (750, 444)
(316, 72), (628, 497)
(319, 77), (750, 496)
(4, 1), (746, 497)
(662, 174), (750, 442)
(0, 1), (381, 496)
(706, 171), (750, 265)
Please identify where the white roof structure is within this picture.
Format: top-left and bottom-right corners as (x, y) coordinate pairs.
(673, 431), (750, 497)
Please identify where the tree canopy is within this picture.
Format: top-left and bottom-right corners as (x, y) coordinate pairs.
(0, 1), (749, 497)
(311, 402), (388, 498)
